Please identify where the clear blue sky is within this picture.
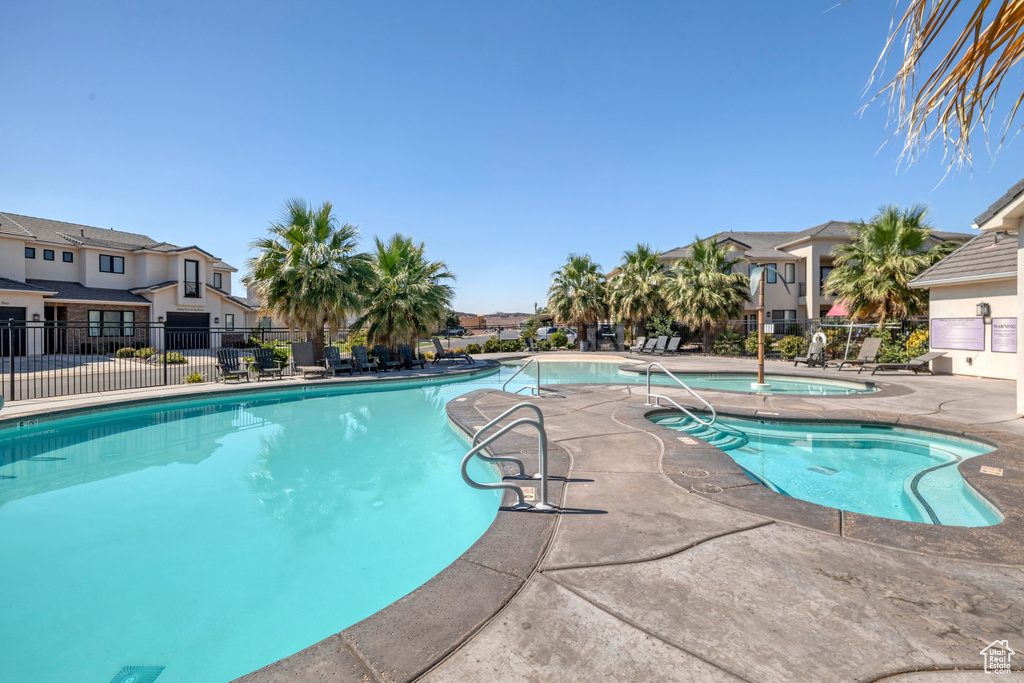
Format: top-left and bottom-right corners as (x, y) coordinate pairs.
(2, 1), (1022, 314)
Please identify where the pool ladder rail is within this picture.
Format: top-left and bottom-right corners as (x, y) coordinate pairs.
(645, 362), (717, 427)
(502, 358), (556, 396)
(460, 402), (555, 511)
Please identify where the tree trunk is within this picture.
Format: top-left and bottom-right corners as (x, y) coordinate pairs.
(308, 326), (325, 363)
(702, 321), (711, 355)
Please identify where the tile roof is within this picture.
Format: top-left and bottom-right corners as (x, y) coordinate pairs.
(0, 214), (35, 238)
(0, 277), (55, 293)
(129, 280), (178, 293)
(661, 231), (797, 260)
(26, 279), (152, 304)
(208, 285), (256, 309)
(974, 177), (1024, 227)
(910, 232), (1017, 286)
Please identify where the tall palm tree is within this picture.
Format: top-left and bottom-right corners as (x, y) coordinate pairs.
(664, 236), (749, 354)
(243, 199), (370, 361)
(823, 205), (959, 327)
(608, 243), (667, 339)
(547, 254), (607, 348)
(352, 234), (455, 352)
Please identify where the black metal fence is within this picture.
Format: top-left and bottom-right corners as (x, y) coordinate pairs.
(0, 323), (320, 402)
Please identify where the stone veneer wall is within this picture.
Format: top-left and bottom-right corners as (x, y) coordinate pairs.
(58, 302), (152, 352)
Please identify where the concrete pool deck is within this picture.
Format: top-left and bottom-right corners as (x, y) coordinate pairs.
(3, 352), (1023, 681)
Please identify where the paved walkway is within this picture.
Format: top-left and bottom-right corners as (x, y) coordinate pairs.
(420, 359), (1024, 682)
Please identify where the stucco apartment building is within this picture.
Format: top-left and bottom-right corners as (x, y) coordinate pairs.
(660, 221), (972, 325)
(0, 212), (254, 355)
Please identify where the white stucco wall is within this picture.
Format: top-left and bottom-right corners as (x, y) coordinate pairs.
(927, 278), (1017, 380)
(0, 237), (27, 281)
(0, 290), (47, 355)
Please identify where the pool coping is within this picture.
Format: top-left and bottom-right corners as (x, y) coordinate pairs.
(630, 403), (1024, 565)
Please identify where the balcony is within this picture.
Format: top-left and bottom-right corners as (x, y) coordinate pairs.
(184, 281), (202, 298)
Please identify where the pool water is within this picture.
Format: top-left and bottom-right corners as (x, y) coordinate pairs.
(507, 359), (876, 395)
(650, 414), (1001, 526)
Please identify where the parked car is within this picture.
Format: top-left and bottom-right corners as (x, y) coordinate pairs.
(535, 326), (577, 344)
(446, 327), (466, 337)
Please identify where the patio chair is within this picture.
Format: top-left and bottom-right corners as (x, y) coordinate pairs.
(373, 345), (402, 372)
(863, 351), (946, 375)
(216, 349), (249, 382)
(351, 345), (380, 373)
(431, 337), (474, 364)
(631, 336), (646, 353)
(657, 337), (681, 355)
(252, 347), (285, 381)
(291, 342), (329, 379)
(643, 336), (668, 355)
(793, 337), (827, 368)
(323, 346), (355, 376)
(830, 337), (882, 371)
(398, 343), (426, 369)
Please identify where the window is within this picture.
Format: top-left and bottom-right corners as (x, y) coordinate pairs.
(63, 251), (74, 263)
(765, 263), (777, 284)
(225, 314), (234, 330)
(819, 266), (834, 294)
(213, 272), (222, 290)
(184, 259), (200, 297)
(88, 310), (135, 337)
(784, 263), (796, 284)
(99, 254), (125, 274)
(25, 247), (35, 259)
(748, 262), (756, 277)
(43, 249), (54, 261)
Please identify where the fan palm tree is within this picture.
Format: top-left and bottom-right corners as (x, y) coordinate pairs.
(871, 0), (1024, 168)
(823, 205), (959, 327)
(608, 243), (667, 339)
(547, 254), (607, 348)
(243, 199), (370, 361)
(351, 234), (455, 351)
(664, 237), (749, 354)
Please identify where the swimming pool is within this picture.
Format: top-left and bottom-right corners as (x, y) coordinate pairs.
(650, 414), (1001, 526)
(506, 358), (877, 395)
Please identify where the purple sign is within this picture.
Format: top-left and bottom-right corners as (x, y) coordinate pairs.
(931, 318), (985, 351)
(992, 317), (1017, 354)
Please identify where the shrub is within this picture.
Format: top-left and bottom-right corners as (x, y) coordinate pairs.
(906, 328), (929, 359)
(646, 314), (673, 338)
(744, 333), (775, 356)
(453, 347), (465, 354)
(423, 351), (435, 360)
(159, 352), (187, 364)
(135, 347), (157, 359)
(550, 331), (568, 348)
(537, 339), (552, 351)
(262, 341), (290, 364)
(712, 328), (744, 355)
(341, 330), (367, 353)
(482, 338), (502, 353)
(465, 343), (482, 354)
(778, 335), (805, 360)
(500, 339), (525, 352)
(114, 347), (136, 358)
(185, 372), (204, 384)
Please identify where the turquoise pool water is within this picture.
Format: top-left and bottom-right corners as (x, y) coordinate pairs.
(507, 359), (876, 395)
(651, 414), (1001, 526)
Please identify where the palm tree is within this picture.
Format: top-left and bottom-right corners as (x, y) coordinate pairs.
(547, 254), (607, 349)
(243, 199), (370, 361)
(664, 237), (749, 354)
(608, 243), (667, 339)
(823, 205), (959, 327)
(871, 0), (1024, 168)
(352, 234), (455, 352)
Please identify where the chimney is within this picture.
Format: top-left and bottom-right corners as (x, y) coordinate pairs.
(80, 228), (84, 237)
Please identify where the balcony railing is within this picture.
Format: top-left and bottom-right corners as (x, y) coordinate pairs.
(184, 281), (202, 298)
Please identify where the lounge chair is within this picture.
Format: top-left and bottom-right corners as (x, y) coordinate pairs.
(793, 337), (827, 368)
(398, 343), (425, 369)
(291, 342), (329, 379)
(830, 337), (882, 371)
(631, 336), (646, 353)
(252, 347), (285, 380)
(216, 349), (249, 382)
(431, 337), (474, 364)
(373, 345), (402, 372)
(323, 346), (355, 376)
(657, 337), (681, 355)
(863, 351), (946, 375)
(643, 336), (668, 355)
(636, 338), (657, 354)
(351, 345), (379, 373)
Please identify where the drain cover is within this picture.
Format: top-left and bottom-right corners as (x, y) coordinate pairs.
(807, 465), (839, 476)
(680, 469), (709, 478)
(691, 482), (723, 494)
(109, 666), (165, 683)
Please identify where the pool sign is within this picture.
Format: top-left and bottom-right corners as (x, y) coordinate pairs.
(992, 317), (1017, 353)
(930, 318), (985, 351)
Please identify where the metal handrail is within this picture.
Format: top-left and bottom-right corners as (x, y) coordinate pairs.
(646, 362), (717, 426)
(502, 358), (541, 396)
(463, 402), (554, 510)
